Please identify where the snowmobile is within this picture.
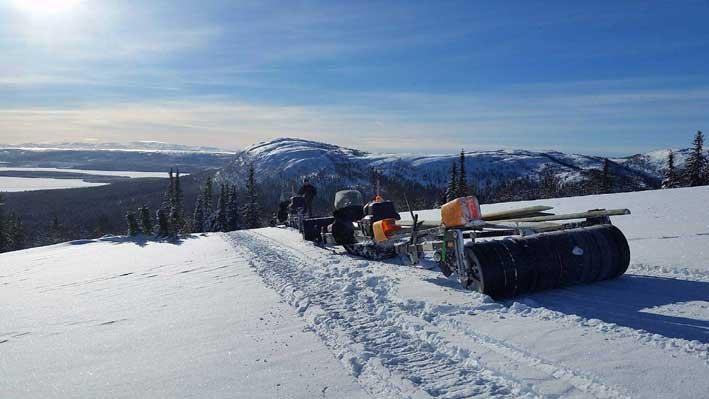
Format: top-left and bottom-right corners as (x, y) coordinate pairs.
(294, 190), (632, 299)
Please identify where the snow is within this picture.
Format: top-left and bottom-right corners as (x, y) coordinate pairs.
(0, 235), (370, 398)
(0, 167), (173, 179)
(2, 186), (708, 398)
(0, 167), (180, 192)
(0, 176), (108, 192)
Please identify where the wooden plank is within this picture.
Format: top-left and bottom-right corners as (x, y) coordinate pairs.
(502, 208), (631, 223)
(481, 205), (555, 221)
(402, 205), (555, 227)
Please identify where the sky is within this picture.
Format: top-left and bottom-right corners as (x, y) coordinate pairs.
(1, 0), (708, 155)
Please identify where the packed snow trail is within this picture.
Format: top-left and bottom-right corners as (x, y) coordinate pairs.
(229, 231), (540, 399)
(229, 225), (709, 399)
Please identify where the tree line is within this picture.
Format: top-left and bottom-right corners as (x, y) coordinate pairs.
(662, 131), (708, 188)
(0, 194), (25, 253)
(125, 165), (262, 238)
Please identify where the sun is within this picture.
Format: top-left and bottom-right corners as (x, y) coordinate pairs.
(12, 0), (84, 16)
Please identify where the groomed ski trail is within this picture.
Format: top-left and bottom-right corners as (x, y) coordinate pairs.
(226, 229), (677, 399)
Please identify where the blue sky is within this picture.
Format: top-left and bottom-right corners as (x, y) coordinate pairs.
(1, 0), (708, 155)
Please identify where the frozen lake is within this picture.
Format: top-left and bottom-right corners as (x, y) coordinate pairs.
(0, 176), (108, 192)
(0, 167), (175, 192)
(0, 167), (169, 178)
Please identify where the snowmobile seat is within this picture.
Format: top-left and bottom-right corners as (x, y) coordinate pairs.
(365, 201), (400, 223)
(332, 189), (365, 222)
(302, 216), (335, 242)
(289, 196), (305, 213)
(333, 205), (364, 222)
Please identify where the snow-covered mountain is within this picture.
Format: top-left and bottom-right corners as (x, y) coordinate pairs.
(216, 137), (669, 189)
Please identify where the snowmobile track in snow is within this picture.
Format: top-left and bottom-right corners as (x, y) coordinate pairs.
(229, 230), (634, 399)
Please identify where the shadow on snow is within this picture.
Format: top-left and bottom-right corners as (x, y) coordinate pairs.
(523, 274), (709, 343)
(69, 234), (203, 248)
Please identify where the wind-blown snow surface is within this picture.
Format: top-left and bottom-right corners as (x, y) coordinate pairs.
(0, 235), (370, 398)
(3, 187), (709, 398)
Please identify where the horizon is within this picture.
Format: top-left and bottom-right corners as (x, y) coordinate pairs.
(1, 1), (708, 155)
(0, 135), (697, 158)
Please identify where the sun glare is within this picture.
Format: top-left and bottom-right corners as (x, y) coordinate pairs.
(12, 0), (84, 16)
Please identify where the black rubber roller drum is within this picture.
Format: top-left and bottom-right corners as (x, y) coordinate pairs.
(466, 224), (630, 299)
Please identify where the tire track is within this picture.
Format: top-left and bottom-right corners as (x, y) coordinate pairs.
(230, 231), (536, 399)
(229, 230), (632, 399)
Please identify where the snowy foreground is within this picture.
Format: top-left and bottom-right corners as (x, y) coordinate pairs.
(2, 187), (709, 398)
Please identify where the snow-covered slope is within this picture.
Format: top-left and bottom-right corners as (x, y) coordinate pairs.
(2, 187), (708, 398)
(216, 137), (667, 189)
(0, 235), (369, 398)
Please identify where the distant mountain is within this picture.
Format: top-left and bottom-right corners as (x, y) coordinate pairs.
(0, 146), (235, 173)
(216, 137), (673, 192)
(2, 141), (236, 154)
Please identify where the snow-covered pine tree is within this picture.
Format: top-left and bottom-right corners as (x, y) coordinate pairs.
(662, 150), (681, 189)
(212, 183), (228, 232)
(242, 164), (261, 229)
(227, 185), (240, 231)
(192, 193), (205, 233)
(458, 149), (468, 197)
(684, 131), (707, 187)
(203, 176), (214, 218)
(139, 205), (153, 235)
(126, 211), (141, 236)
(159, 168), (175, 234)
(156, 209), (169, 237)
(445, 162), (458, 202)
(169, 169), (184, 236)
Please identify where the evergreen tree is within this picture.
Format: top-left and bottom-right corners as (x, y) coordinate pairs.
(538, 165), (561, 199)
(212, 184), (228, 232)
(227, 185), (241, 231)
(139, 205), (153, 235)
(662, 150), (681, 189)
(49, 215), (62, 244)
(93, 214), (111, 237)
(684, 131), (707, 187)
(126, 211), (141, 236)
(601, 158), (612, 194)
(169, 168), (184, 236)
(445, 162), (458, 202)
(9, 213), (25, 251)
(158, 168), (175, 234)
(192, 194), (205, 233)
(0, 194), (7, 252)
(156, 209), (169, 237)
(203, 176), (214, 218)
(458, 149), (468, 197)
(242, 164), (261, 229)
(161, 168), (175, 211)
